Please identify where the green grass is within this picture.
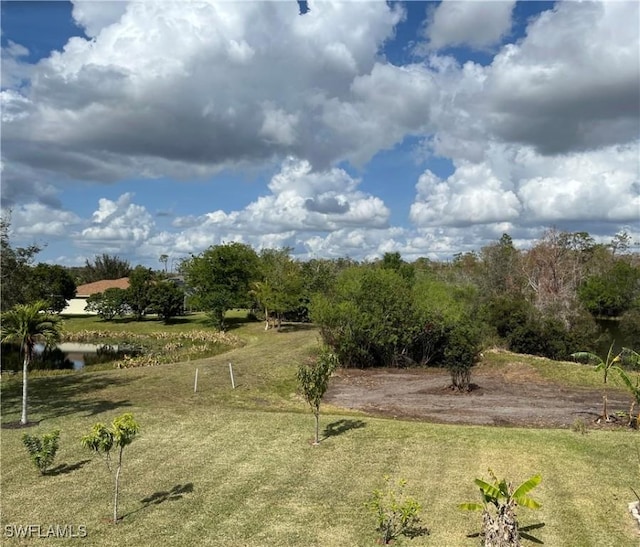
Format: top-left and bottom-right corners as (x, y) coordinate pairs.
(59, 311), (223, 334)
(2, 318), (640, 546)
(481, 347), (637, 390)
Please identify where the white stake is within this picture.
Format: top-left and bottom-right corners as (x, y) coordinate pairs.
(194, 368), (199, 393)
(229, 362), (236, 389)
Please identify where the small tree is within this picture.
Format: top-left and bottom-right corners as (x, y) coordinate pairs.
(22, 429), (60, 475)
(296, 350), (338, 445)
(81, 413), (139, 524)
(149, 281), (184, 323)
(126, 266), (155, 320)
(571, 343), (621, 422)
(460, 470), (542, 547)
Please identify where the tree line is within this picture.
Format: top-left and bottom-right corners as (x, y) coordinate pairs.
(2, 213), (638, 363)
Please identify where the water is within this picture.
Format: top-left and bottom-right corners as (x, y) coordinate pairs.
(0, 343), (141, 372)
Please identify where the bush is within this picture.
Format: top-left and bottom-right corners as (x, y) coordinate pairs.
(441, 322), (482, 391)
(367, 476), (426, 544)
(311, 267), (418, 368)
(22, 429), (60, 475)
(482, 296), (534, 340)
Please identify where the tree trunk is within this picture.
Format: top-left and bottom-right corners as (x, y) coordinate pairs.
(602, 394), (610, 422)
(21, 353), (29, 425)
(114, 447), (123, 523)
(313, 409), (320, 445)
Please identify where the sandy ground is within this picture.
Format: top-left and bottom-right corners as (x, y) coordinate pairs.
(324, 364), (632, 428)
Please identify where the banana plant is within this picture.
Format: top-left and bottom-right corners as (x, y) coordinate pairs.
(612, 348), (640, 427)
(460, 470), (541, 547)
(571, 342), (622, 422)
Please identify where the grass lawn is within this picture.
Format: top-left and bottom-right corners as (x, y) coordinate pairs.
(1, 316), (639, 546)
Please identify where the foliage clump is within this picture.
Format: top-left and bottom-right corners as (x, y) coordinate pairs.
(22, 429), (60, 475)
(367, 476), (426, 544)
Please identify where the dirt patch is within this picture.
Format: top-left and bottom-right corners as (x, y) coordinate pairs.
(324, 367), (632, 428)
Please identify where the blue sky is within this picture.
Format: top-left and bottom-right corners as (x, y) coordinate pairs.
(1, 1), (638, 268)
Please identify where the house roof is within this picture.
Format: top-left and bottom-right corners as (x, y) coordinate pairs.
(75, 277), (130, 297)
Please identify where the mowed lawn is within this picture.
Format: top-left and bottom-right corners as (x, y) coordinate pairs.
(1, 315), (639, 546)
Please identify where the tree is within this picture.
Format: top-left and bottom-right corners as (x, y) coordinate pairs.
(81, 413), (139, 524)
(480, 234), (523, 298)
(26, 263), (77, 313)
(149, 281), (184, 323)
(521, 229), (594, 321)
(0, 301), (63, 424)
(255, 248), (304, 330)
(0, 213), (41, 312)
(181, 242), (260, 330)
(158, 254), (169, 273)
(82, 254), (131, 283)
(126, 266), (156, 320)
(297, 350), (338, 445)
(85, 288), (128, 320)
(460, 470), (542, 547)
(380, 251), (414, 281)
(578, 260), (640, 317)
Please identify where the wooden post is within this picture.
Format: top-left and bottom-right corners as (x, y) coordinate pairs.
(229, 362), (235, 389)
(194, 368), (199, 393)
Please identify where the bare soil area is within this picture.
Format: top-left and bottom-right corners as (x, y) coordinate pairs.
(325, 364), (632, 428)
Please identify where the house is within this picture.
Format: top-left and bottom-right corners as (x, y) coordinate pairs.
(61, 278), (130, 315)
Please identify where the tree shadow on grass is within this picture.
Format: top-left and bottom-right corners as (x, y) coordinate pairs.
(121, 483), (194, 520)
(466, 522), (545, 544)
(1, 373), (137, 422)
(276, 323), (317, 333)
(520, 522), (545, 544)
(323, 419), (366, 439)
(47, 459), (91, 476)
(404, 524), (431, 540)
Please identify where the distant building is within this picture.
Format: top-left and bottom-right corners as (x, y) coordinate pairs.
(61, 277), (130, 315)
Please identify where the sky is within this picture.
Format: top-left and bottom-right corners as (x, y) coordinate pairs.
(1, 0), (638, 269)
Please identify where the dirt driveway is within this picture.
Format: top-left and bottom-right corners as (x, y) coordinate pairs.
(324, 364), (632, 428)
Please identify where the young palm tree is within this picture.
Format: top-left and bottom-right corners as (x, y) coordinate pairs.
(1, 300), (62, 424)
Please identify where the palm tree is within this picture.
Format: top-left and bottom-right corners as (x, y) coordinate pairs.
(1, 300), (62, 424)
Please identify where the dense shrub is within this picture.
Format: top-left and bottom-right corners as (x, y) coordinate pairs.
(441, 322), (482, 391)
(482, 296), (534, 340)
(578, 260), (640, 317)
(311, 267), (418, 368)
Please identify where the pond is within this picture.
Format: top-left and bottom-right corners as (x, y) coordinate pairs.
(0, 342), (142, 372)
